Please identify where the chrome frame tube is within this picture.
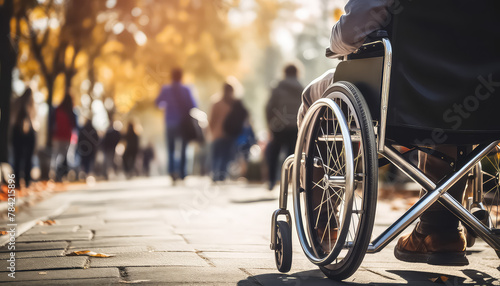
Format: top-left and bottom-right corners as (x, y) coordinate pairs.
(279, 155), (295, 210)
(473, 162), (484, 209)
(440, 192), (500, 251)
(367, 141), (500, 253)
(377, 38), (393, 152)
(270, 155), (295, 250)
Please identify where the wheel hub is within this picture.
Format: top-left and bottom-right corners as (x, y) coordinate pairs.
(496, 172), (500, 186)
(323, 174), (330, 189)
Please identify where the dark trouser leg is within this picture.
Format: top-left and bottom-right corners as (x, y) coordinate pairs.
(23, 133), (35, 187)
(166, 126), (177, 178)
(417, 145), (467, 234)
(13, 135), (22, 189)
(266, 136), (281, 189)
(179, 137), (187, 180)
(211, 140), (220, 181)
(284, 129), (298, 157)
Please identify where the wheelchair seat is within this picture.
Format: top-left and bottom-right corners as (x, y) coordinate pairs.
(335, 0), (500, 145)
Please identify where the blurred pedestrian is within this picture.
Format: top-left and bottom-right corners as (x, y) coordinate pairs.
(123, 122), (139, 178)
(209, 83), (248, 181)
(77, 119), (99, 178)
(51, 93), (77, 182)
(102, 120), (122, 179)
(11, 88), (37, 189)
(155, 68), (197, 183)
(142, 142), (155, 177)
(265, 64), (303, 190)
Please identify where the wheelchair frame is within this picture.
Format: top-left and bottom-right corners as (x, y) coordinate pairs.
(271, 37), (500, 273)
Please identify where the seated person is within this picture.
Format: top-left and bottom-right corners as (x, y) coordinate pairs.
(299, 0), (468, 265)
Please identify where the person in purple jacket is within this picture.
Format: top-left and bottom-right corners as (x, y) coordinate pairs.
(299, 0), (468, 266)
(156, 68), (197, 183)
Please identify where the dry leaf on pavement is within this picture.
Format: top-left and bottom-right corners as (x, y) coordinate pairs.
(36, 219), (57, 225)
(67, 250), (114, 258)
(429, 276), (449, 283)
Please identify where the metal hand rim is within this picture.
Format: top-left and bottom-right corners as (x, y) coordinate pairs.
(293, 98), (355, 265)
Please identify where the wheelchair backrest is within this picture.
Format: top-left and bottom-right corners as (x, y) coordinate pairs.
(337, 0), (500, 145)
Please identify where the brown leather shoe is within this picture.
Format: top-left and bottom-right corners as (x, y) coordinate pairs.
(394, 225), (468, 266)
(317, 226), (338, 254)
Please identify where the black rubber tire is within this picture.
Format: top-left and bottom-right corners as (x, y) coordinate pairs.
(319, 81), (378, 280)
(275, 220), (293, 273)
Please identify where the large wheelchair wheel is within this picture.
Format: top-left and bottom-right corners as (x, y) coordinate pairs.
(292, 81), (378, 280)
(468, 146), (500, 232)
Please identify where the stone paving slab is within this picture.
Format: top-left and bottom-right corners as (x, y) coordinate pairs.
(0, 277), (123, 285)
(67, 246), (150, 255)
(182, 233), (268, 245)
(0, 250), (64, 259)
(100, 210), (166, 222)
(244, 267), (468, 286)
(0, 268), (119, 282)
(92, 226), (174, 238)
(25, 225), (80, 235)
(189, 243), (270, 253)
(81, 222), (172, 230)
(89, 252), (208, 268)
(241, 268), (355, 285)
(0, 257), (88, 272)
(16, 230), (93, 243)
(68, 236), (186, 249)
(125, 266), (249, 283)
(148, 241), (196, 252)
(0, 242), (68, 253)
(209, 257), (315, 271)
(52, 216), (106, 226)
(201, 251), (274, 260)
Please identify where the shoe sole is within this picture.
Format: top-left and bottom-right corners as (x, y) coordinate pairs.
(394, 248), (469, 266)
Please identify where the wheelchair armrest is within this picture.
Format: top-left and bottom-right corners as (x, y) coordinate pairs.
(364, 30), (389, 44)
(326, 30), (388, 60)
(325, 47), (344, 59)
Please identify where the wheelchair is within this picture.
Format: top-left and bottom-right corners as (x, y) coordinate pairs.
(270, 0), (500, 280)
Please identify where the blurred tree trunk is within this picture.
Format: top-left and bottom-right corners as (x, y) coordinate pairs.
(0, 0), (15, 163)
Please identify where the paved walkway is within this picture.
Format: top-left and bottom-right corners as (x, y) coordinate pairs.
(0, 177), (498, 285)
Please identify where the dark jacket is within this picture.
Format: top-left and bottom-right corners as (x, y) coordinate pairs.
(266, 77), (303, 133)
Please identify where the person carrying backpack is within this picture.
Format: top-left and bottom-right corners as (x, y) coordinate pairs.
(208, 83), (248, 182)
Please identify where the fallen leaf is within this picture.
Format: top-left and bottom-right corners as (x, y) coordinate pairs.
(429, 276), (449, 283)
(37, 219), (57, 226)
(67, 250), (114, 258)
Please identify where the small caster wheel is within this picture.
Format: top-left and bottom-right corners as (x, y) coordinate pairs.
(275, 221), (292, 273)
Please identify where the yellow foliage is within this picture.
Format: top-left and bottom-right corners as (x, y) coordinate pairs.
(179, 0), (190, 8)
(184, 43), (197, 56)
(178, 10), (188, 22)
(65, 46), (75, 66)
(30, 6), (48, 20)
(53, 73), (66, 105)
(172, 33), (183, 45)
(102, 41), (124, 54)
(155, 25), (174, 44)
(75, 52), (88, 69)
(333, 8), (343, 22)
